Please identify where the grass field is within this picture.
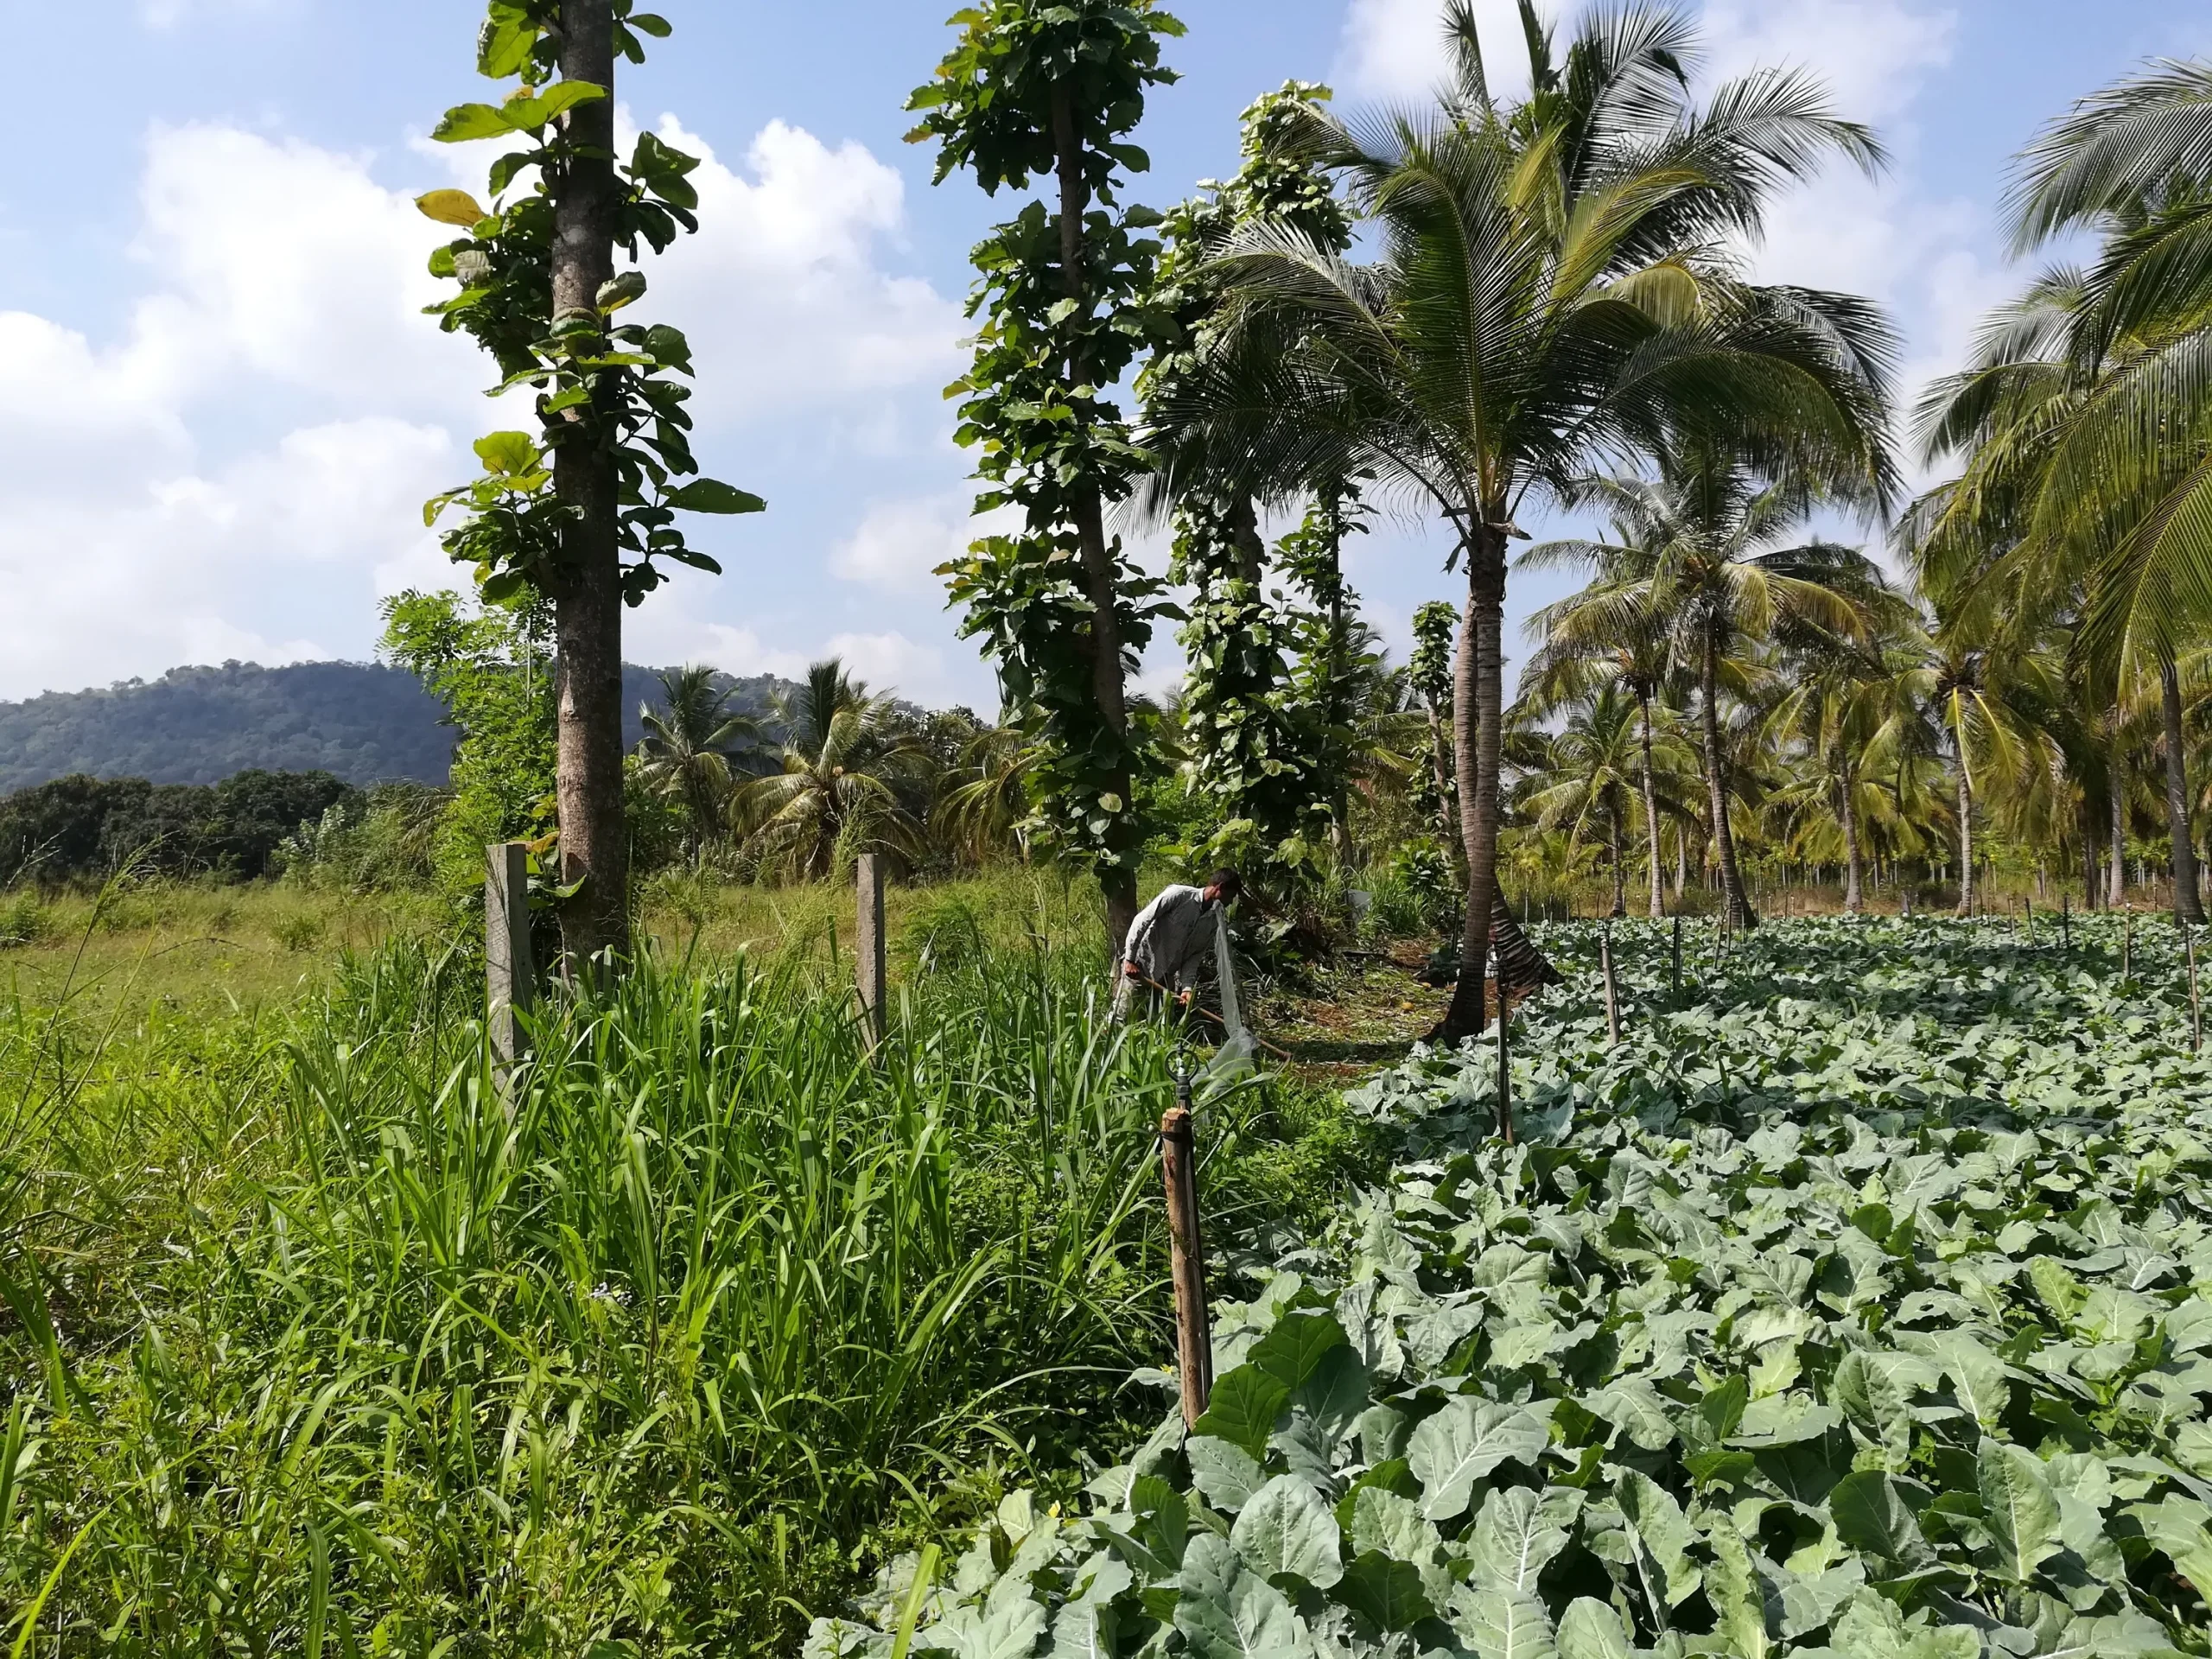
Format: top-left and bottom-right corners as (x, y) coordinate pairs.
(0, 868), (1388, 1653)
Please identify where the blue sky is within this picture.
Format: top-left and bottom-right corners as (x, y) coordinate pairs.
(1, 0), (2206, 709)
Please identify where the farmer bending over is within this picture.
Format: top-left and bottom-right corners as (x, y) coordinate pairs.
(1116, 869), (1241, 1017)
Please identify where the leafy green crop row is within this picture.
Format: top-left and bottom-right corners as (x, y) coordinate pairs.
(818, 918), (2212, 1659)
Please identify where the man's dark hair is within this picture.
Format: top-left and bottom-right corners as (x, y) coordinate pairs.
(1208, 868), (1243, 901)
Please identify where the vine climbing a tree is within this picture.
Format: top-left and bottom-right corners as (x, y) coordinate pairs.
(419, 0), (764, 967)
(906, 0), (1185, 958)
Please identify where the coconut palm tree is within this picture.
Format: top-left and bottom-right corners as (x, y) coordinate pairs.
(1145, 0), (1896, 1033)
(1522, 542), (1699, 918)
(635, 665), (764, 863)
(1520, 683), (1649, 917)
(731, 659), (919, 881)
(1530, 453), (1900, 928)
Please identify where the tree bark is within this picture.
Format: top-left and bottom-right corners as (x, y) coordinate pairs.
(1050, 81), (1136, 954)
(2163, 662), (2205, 923)
(1954, 749), (1974, 917)
(1840, 768), (1864, 912)
(550, 0), (628, 968)
(1698, 625), (1756, 930)
(1433, 525), (1508, 1040)
(1637, 688), (1663, 919)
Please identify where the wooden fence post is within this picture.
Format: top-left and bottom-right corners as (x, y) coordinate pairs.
(1495, 992), (1513, 1142)
(1600, 925), (1620, 1046)
(1160, 1068), (1211, 1429)
(486, 842), (534, 1070)
(2190, 932), (2202, 1054)
(855, 853), (887, 1050)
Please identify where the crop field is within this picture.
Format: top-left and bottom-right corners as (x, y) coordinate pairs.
(823, 918), (2212, 1659)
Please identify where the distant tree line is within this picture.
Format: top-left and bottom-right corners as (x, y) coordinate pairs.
(0, 771), (359, 886)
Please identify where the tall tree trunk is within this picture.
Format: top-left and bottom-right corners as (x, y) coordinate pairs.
(1637, 688), (1663, 919)
(1329, 571), (1352, 866)
(1433, 525), (1508, 1040)
(1954, 749), (1974, 917)
(1840, 768), (1864, 912)
(1673, 823), (1688, 900)
(550, 0), (628, 968)
(1698, 626), (1756, 930)
(1050, 82), (1136, 955)
(2162, 662), (2204, 923)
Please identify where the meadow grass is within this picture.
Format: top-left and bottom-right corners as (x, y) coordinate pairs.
(0, 870), (1383, 1654)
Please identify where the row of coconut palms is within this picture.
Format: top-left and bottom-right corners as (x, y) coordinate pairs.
(1489, 52), (2212, 933)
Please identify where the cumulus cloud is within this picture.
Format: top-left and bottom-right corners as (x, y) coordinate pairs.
(0, 110), (972, 703)
(830, 492), (1019, 594)
(1335, 0), (1545, 104)
(622, 616), (974, 709)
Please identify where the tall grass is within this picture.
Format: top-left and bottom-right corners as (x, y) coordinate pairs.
(0, 902), (1332, 1653)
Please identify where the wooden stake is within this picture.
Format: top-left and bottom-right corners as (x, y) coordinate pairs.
(1496, 991), (1513, 1142)
(1670, 916), (1681, 991)
(486, 842), (534, 1071)
(1160, 1070), (1212, 1429)
(1600, 925), (1620, 1046)
(855, 853), (887, 1051)
(2191, 932), (2202, 1053)
(2124, 912), (2133, 981)
(2061, 893), (2070, 950)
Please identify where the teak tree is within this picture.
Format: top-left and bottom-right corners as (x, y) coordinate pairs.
(421, 0), (763, 967)
(1149, 83), (1363, 893)
(907, 0), (1184, 957)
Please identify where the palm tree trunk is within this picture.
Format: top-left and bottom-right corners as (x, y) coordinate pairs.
(550, 0), (629, 968)
(1840, 769), (1864, 912)
(1698, 626), (1755, 930)
(2162, 662), (2204, 923)
(2080, 794), (2099, 911)
(1637, 688), (1663, 919)
(1674, 824), (1688, 900)
(1050, 81), (1136, 955)
(1433, 525), (1508, 1039)
(1954, 749), (1974, 917)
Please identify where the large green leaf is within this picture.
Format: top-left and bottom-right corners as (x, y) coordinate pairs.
(1451, 1584), (1558, 1659)
(1175, 1534), (1305, 1659)
(1408, 1400), (1551, 1522)
(1193, 1367), (1289, 1461)
(1829, 1470), (1935, 1571)
(1554, 1599), (1632, 1659)
(1184, 1436), (1264, 1512)
(1228, 1476), (1342, 1590)
(1978, 1440), (2062, 1582)
(1337, 1552), (1432, 1632)
(1614, 1469), (1700, 1607)
(1467, 1485), (1581, 1592)
(1249, 1311), (1347, 1391)
(1706, 1521), (1771, 1659)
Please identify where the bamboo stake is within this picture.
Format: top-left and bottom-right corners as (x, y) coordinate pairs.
(1160, 1067), (1212, 1429)
(1601, 925), (1620, 1046)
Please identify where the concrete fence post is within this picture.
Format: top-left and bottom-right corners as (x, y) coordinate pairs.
(487, 842), (534, 1069)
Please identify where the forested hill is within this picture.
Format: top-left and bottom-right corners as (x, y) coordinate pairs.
(0, 661), (793, 791)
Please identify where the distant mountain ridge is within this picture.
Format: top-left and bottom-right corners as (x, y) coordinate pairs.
(0, 661), (795, 792)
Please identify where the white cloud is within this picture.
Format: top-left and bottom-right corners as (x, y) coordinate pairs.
(1336, 0), (1547, 105)
(0, 111), (969, 704)
(830, 492), (1015, 594)
(621, 617), (980, 709)
(632, 118), (964, 431)
(1701, 0), (1956, 125)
